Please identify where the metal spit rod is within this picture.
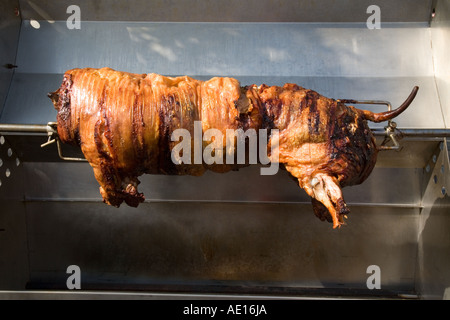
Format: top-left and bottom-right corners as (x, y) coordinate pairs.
(1, 124), (450, 136)
(0, 122), (87, 162)
(0, 123), (450, 162)
(372, 128), (450, 137)
(2, 123), (449, 137)
(0, 123), (54, 133)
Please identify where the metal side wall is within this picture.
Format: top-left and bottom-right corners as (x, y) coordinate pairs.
(416, 0), (450, 299)
(417, 140), (450, 299)
(431, 0), (450, 129)
(0, 0), (21, 117)
(0, 0), (29, 290)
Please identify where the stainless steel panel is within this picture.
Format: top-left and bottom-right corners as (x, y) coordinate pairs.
(431, 0), (450, 128)
(0, 135), (28, 289)
(14, 145), (424, 294)
(22, 162), (423, 205)
(16, 153), (422, 294)
(375, 139), (443, 168)
(14, 21), (434, 76)
(2, 21), (442, 128)
(1, 73), (60, 124)
(18, 0), (433, 23)
(417, 140), (450, 299)
(24, 201), (419, 293)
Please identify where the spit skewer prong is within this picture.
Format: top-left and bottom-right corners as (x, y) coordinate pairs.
(40, 122), (87, 162)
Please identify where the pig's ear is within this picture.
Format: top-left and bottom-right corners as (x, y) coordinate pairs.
(48, 90), (60, 106)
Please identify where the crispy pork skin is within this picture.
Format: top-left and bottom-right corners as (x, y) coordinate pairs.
(49, 67), (418, 228)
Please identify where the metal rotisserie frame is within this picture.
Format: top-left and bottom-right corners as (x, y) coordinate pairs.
(0, 0), (449, 299)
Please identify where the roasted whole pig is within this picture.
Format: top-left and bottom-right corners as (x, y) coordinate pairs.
(49, 68), (418, 228)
